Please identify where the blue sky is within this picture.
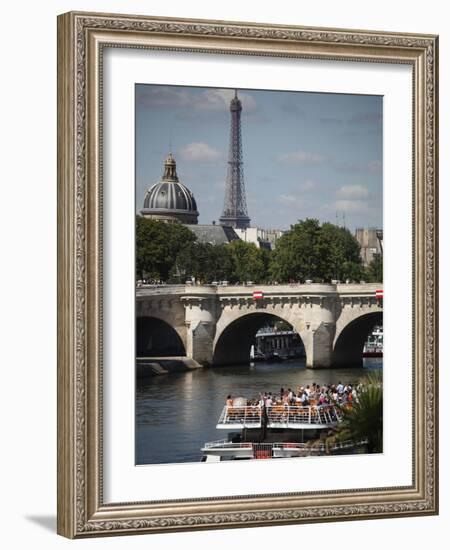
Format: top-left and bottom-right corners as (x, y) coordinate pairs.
(135, 85), (382, 231)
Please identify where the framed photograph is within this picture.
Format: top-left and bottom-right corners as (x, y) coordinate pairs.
(57, 11), (438, 538)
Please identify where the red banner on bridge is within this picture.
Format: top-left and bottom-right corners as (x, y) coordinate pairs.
(375, 289), (383, 299)
(253, 291), (264, 300)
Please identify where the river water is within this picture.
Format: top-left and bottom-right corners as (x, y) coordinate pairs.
(136, 358), (382, 465)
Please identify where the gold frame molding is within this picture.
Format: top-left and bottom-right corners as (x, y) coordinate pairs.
(57, 11), (439, 538)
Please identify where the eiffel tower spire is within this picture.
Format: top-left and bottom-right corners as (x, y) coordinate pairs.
(219, 90), (251, 229)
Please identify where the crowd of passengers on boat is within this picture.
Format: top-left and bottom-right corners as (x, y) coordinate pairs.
(225, 381), (361, 411)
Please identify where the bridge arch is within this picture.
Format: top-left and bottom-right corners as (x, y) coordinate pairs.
(332, 311), (382, 368)
(212, 312), (306, 366)
(136, 316), (186, 357)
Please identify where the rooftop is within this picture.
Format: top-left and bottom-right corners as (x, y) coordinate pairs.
(185, 224), (240, 245)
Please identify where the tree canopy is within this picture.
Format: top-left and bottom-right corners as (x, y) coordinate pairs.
(136, 216), (196, 280)
(269, 218), (364, 283)
(173, 240), (269, 284)
(136, 215), (381, 284)
(365, 253), (383, 283)
(172, 242), (233, 283)
(227, 240), (269, 284)
(335, 371), (383, 453)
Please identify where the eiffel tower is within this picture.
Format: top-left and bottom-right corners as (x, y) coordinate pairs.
(219, 90), (251, 229)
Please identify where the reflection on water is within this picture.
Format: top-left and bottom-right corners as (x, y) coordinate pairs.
(136, 358), (382, 465)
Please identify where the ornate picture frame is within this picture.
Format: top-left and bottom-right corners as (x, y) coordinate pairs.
(57, 11), (438, 538)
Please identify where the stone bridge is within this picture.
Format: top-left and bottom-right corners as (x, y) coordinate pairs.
(136, 283), (383, 369)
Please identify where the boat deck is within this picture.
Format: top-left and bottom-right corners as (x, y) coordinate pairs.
(201, 438), (367, 461)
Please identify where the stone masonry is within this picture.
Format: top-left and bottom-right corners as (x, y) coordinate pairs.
(136, 283), (383, 369)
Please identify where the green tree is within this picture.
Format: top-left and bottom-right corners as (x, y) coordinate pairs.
(228, 240), (268, 283)
(269, 219), (363, 283)
(307, 371), (383, 455)
(335, 372), (383, 453)
(365, 254), (383, 283)
(208, 244), (235, 282)
(269, 218), (322, 282)
(135, 216), (196, 281)
(173, 242), (233, 283)
(259, 247), (272, 280)
(318, 223), (364, 282)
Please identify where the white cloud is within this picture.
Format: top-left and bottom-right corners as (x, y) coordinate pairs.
(300, 180), (318, 191)
(195, 89), (231, 111)
(277, 150), (327, 165)
(277, 194), (303, 207)
(334, 199), (369, 212)
(332, 160), (382, 174)
(179, 142), (223, 163)
(197, 89), (257, 112)
(136, 86), (257, 112)
(337, 184), (369, 199)
(278, 194), (295, 203)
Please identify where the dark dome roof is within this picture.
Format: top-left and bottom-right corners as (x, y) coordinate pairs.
(143, 180), (198, 212)
(141, 153), (199, 220)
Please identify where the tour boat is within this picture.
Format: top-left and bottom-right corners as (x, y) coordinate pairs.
(201, 400), (366, 462)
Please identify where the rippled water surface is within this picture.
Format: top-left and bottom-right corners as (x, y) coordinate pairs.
(136, 358), (382, 465)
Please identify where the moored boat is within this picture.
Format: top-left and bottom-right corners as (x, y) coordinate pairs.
(363, 325), (383, 358)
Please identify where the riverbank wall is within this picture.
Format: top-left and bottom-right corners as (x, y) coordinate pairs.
(137, 357), (202, 378)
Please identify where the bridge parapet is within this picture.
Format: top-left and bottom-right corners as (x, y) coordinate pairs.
(336, 283), (382, 296)
(136, 285), (188, 298)
(215, 283), (338, 295)
(137, 282), (382, 297)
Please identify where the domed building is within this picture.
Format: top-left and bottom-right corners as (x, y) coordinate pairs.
(141, 152), (199, 224)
